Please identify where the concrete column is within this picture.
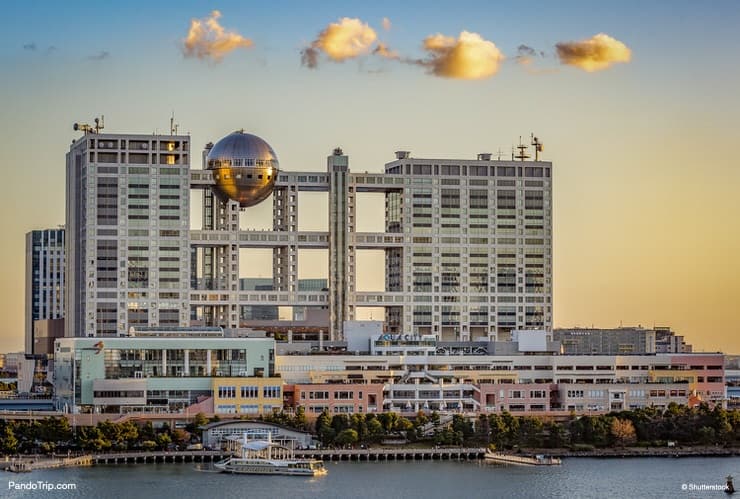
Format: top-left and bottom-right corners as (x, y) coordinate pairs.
(162, 350), (167, 376)
(184, 349), (189, 376)
(327, 148), (351, 341)
(206, 349), (212, 375)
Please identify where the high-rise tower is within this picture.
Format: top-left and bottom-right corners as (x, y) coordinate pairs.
(65, 129), (191, 337)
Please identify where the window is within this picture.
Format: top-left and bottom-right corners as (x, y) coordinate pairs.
(263, 386), (281, 398)
(239, 405), (259, 414)
(241, 386), (259, 398)
(218, 386), (236, 398)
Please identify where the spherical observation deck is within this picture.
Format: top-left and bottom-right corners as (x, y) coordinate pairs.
(206, 130), (279, 208)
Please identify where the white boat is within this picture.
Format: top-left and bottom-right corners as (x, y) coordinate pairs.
(214, 432), (327, 477)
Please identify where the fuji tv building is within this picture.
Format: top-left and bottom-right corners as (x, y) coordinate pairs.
(188, 130), (553, 344)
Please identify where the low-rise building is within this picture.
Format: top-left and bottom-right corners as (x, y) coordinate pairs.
(211, 376), (283, 415)
(291, 383), (384, 415)
(53, 332), (275, 413)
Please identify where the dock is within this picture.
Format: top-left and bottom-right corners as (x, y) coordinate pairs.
(485, 452), (561, 466)
(294, 447), (486, 461)
(2, 455), (93, 472)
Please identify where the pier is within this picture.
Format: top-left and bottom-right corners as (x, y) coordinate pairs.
(294, 447), (486, 462)
(2, 455), (93, 472)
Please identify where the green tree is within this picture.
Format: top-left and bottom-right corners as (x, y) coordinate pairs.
(335, 429), (359, 447)
(315, 411), (335, 446)
(156, 433), (172, 450)
(0, 425), (18, 454)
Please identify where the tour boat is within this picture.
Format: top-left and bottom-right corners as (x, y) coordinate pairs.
(214, 433), (327, 477)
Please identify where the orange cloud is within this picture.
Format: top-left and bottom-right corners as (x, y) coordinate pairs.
(182, 10), (253, 62)
(555, 33), (631, 72)
(302, 17), (378, 68)
(382, 17), (392, 31)
(373, 42), (399, 60)
(419, 31), (504, 80)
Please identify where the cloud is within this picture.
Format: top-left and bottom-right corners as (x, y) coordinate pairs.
(23, 42), (37, 51)
(88, 51), (110, 61)
(417, 31), (504, 80)
(373, 42), (399, 60)
(301, 17), (377, 68)
(182, 10), (253, 62)
(382, 17), (391, 31)
(515, 44), (536, 65)
(555, 33), (631, 72)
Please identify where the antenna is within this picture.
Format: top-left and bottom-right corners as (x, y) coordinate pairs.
(514, 136), (530, 161)
(495, 148), (504, 161)
(170, 111), (179, 135)
(73, 115), (104, 134)
(530, 133), (543, 161)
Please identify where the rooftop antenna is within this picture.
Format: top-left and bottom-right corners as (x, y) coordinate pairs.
(514, 136), (530, 161)
(495, 148), (504, 161)
(530, 133), (543, 161)
(170, 111), (179, 135)
(73, 115), (104, 134)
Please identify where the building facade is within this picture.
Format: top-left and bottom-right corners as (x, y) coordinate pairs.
(65, 132), (191, 338)
(25, 228), (65, 356)
(189, 133), (552, 343)
(53, 334), (274, 413)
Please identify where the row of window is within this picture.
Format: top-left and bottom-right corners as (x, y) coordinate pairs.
(218, 386), (281, 399)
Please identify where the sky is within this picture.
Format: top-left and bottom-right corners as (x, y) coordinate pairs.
(0, 0), (738, 353)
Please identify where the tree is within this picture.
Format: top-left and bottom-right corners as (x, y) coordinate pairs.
(0, 425), (18, 454)
(611, 418), (636, 447)
(172, 429), (191, 448)
(291, 406), (308, 431)
(335, 429), (359, 447)
(315, 411), (335, 446)
(156, 433), (172, 450)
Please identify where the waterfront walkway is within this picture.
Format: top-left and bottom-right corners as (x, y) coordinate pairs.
(1, 455), (93, 472)
(87, 448), (487, 465)
(294, 447), (486, 461)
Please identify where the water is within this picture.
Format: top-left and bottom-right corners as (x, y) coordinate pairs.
(3, 457), (739, 498)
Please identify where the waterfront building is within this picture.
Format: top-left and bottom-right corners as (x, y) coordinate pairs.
(53, 330), (274, 413)
(189, 132), (552, 342)
(288, 383), (384, 415)
(65, 131), (191, 338)
(211, 376), (284, 415)
(275, 351), (726, 414)
(25, 228), (65, 356)
(200, 420), (314, 450)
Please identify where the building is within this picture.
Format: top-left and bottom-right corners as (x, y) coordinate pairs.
(25, 228), (65, 357)
(211, 376), (283, 415)
(65, 130), (191, 338)
(554, 326), (692, 355)
(53, 331), (274, 413)
(290, 383), (384, 415)
(554, 327), (657, 355)
(200, 420), (314, 450)
(275, 350), (726, 414)
(190, 132), (552, 343)
(655, 326), (692, 353)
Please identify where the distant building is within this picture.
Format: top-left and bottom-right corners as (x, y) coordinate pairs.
(25, 228), (65, 357)
(655, 326), (692, 353)
(554, 327), (657, 355)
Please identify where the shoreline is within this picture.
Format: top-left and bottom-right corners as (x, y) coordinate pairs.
(2, 446), (739, 473)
